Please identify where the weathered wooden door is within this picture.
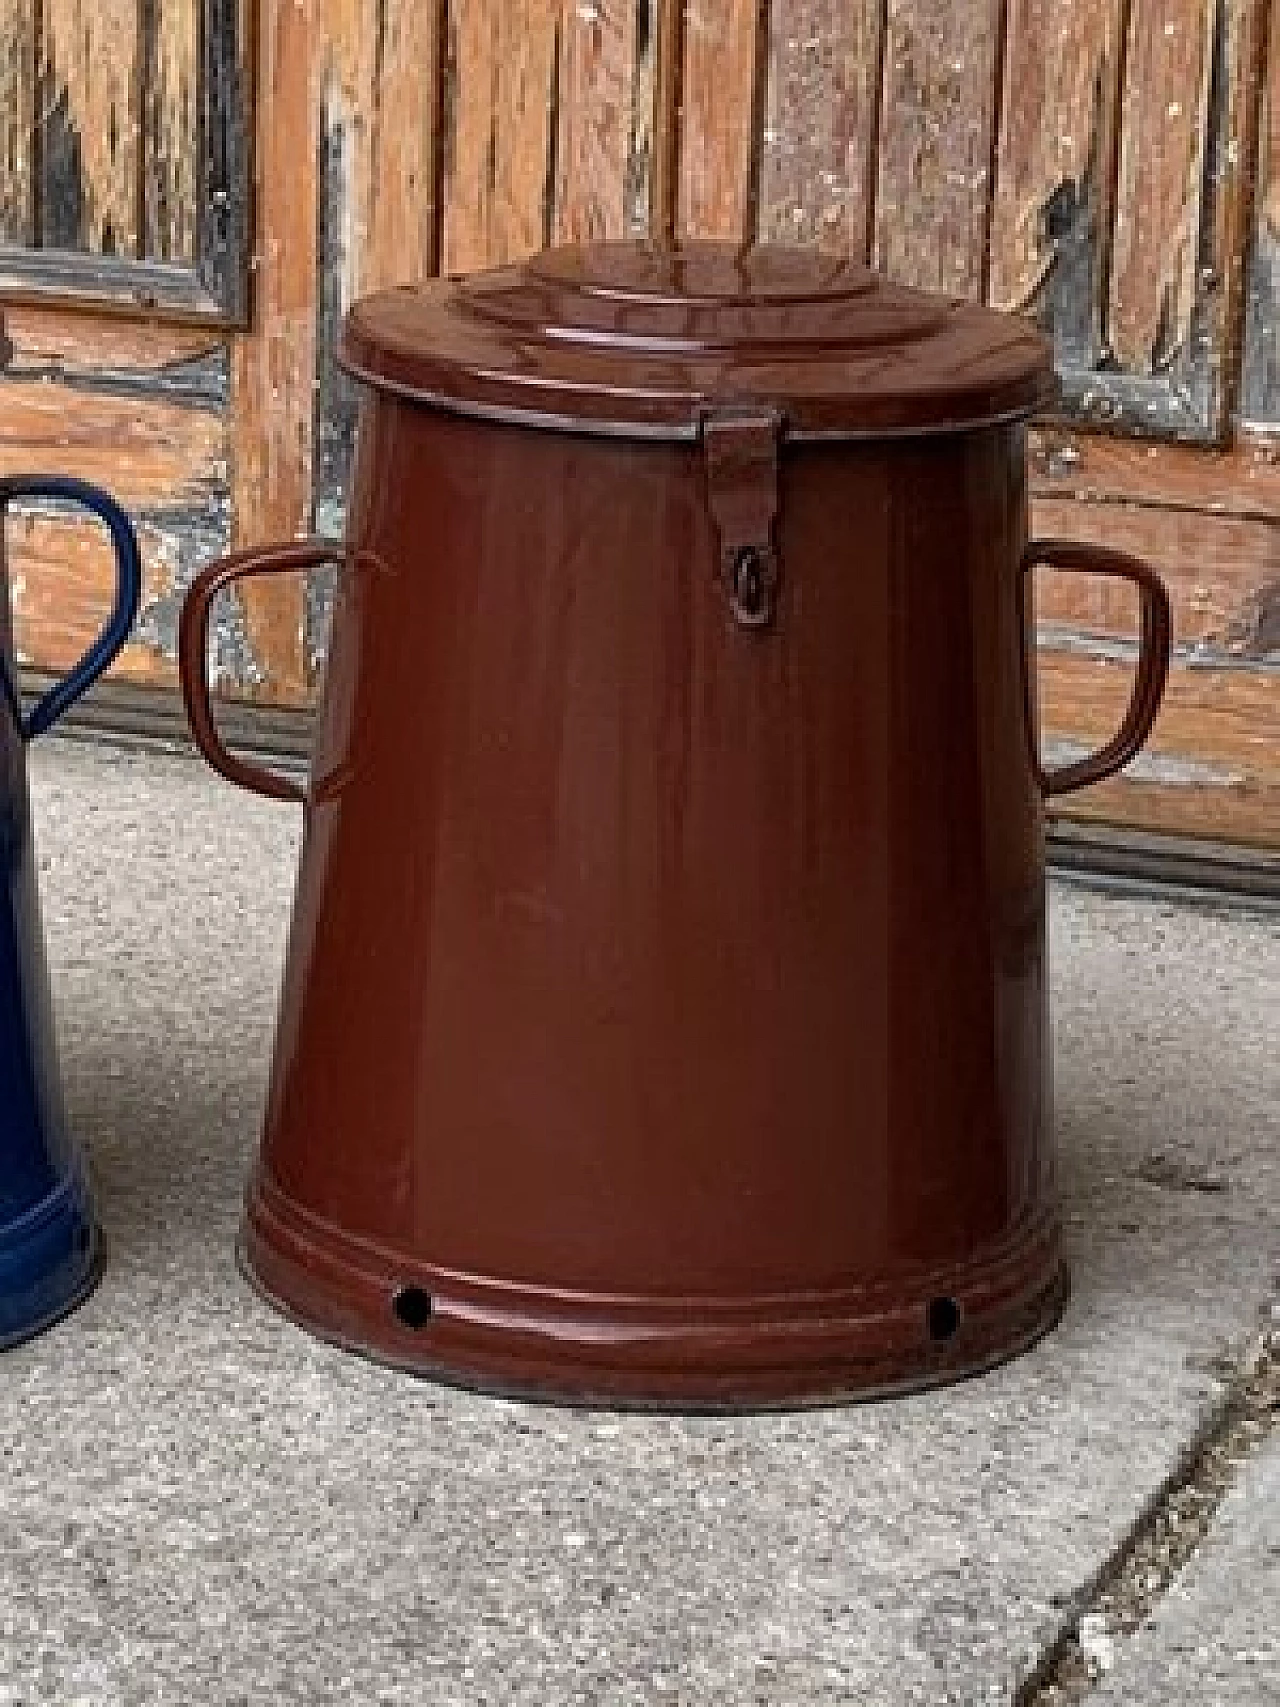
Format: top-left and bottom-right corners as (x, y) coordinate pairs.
(0, 1), (251, 694)
(2, 0), (1278, 857)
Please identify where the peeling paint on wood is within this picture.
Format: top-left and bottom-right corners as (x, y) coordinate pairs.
(322, 0), (442, 304)
(40, 0), (142, 254)
(313, 79), (360, 537)
(758, 0), (883, 255)
(0, 371), (225, 502)
(1214, 577), (1280, 660)
(625, 0), (657, 233)
(989, 0), (1125, 364)
(6, 506), (177, 677)
(226, 0), (319, 705)
(6, 339), (227, 406)
(140, 0), (199, 264)
(305, 0), (446, 669)
(1107, 0), (1214, 377)
(0, 248), (238, 318)
(196, 0), (252, 319)
(993, 0), (1261, 444)
(314, 0), (445, 546)
(0, 0), (35, 243)
(1, 302), (221, 373)
(0, 340), (230, 686)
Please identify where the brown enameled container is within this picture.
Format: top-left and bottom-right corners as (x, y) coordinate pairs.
(180, 241), (1171, 1408)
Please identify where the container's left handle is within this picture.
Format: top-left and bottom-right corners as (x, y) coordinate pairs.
(0, 475), (143, 741)
(179, 540), (344, 804)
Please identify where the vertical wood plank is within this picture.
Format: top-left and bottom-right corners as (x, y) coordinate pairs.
(1107, 0), (1215, 375)
(443, 0), (648, 274)
(988, 0), (1125, 357)
(626, 0), (662, 235)
(678, 0), (761, 239)
(197, 0), (254, 319)
(0, 0), (35, 242)
(557, 0), (651, 241)
(1185, 0), (1263, 431)
(323, 0), (443, 299)
(362, 2), (445, 288)
(651, 0), (684, 237)
(758, 0), (883, 255)
(141, 0), (200, 263)
(40, 0), (142, 254)
(227, 0), (319, 701)
(313, 0), (444, 544)
(1240, 0), (1280, 424)
(443, 0), (554, 271)
(873, 0), (1004, 297)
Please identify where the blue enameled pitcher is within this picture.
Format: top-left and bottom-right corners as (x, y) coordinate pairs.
(0, 473), (141, 1347)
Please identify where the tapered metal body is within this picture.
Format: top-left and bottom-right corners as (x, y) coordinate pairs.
(0, 446), (142, 1348)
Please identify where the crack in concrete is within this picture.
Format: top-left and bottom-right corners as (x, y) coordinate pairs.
(1015, 1311), (1280, 1704)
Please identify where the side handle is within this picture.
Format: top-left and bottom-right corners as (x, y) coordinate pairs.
(0, 475), (142, 740)
(1019, 539), (1172, 797)
(178, 541), (345, 804)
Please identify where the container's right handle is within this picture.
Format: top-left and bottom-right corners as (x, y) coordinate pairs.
(1019, 538), (1172, 797)
(178, 540), (345, 804)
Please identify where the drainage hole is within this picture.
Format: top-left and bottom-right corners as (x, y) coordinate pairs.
(927, 1296), (961, 1342)
(392, 1286), (433, 1331)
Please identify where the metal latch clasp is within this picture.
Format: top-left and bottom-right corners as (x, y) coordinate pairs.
(702, 408), (783, 630)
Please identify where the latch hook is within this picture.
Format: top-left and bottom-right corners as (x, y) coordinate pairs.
(702, 409), (784, 630)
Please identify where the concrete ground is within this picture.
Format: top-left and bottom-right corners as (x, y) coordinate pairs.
(0, 736), (1276, 1706)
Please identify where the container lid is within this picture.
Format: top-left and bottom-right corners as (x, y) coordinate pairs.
(338, 239), (1056, 440)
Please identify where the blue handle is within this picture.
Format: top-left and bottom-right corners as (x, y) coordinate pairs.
(0, 475), (142, 740)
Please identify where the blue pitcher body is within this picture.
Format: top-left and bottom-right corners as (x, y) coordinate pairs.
(0, 632), (95, 1345)
(0, 472), (141, 1347)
